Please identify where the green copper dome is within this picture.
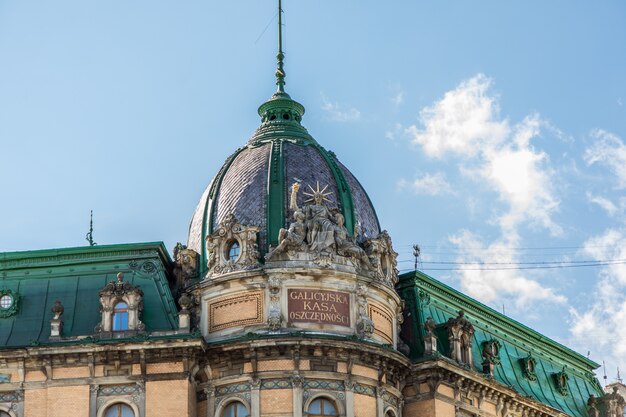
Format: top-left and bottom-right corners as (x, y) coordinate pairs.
(187, 92), (381, 274)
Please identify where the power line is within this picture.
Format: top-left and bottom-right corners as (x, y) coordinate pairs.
(400, 261), (626, 272)
(397, 258), (626, 266)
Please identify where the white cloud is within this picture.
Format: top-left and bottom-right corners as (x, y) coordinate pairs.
(385, 123), (403, 141)
(569, 228), (626, 364)
(391, 91), (404, 106)
(404, 74), (564, 308)
(406, 74), (509, 158)
(407, 74), (561, 236)
(398, 173), (453, 196)
(587, 192), (619, 216)
(321, 94), (361, 122)
(584, 129), (626, 188)
(449, 230), (567, 308)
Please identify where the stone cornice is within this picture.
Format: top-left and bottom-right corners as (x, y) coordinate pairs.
(0, 242), (171, 272)
(408, 359), (570, 417)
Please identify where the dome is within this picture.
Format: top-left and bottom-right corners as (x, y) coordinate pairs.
(187, 91), (380, 271)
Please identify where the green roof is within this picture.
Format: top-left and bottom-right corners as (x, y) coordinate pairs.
(398, 270), (604, 417)
(0, 242), (179, 348)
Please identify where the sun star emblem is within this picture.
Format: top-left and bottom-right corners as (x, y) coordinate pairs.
(303, 181), (333, 204)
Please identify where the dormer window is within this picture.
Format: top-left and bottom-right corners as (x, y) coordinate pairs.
(228, 241), (241, 260)
(113, 302), (129, 331)
(95, 272), (145, 336)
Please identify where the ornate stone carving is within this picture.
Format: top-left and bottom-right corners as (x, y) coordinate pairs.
(446, 311), (474, 367)
(178, 293), (192, 332)
(424, 316), (438, 356)
(396, 301), (410, 356)
(205, 214), (261, 277)
(601, 387), (626, 417)
(173, 243), (199, 289)
(587, 395), (599, 417)
(50, 300), (64, 339)
(268, 182), (394, 282)
(520, 353), (537, 381)
(265, 209), (307, 260)
(355, 285), (374, 339)
(267, 276), (282, 331)
(553, 368), (569, 396)
(95, 272), (145, 334)
(481, 339), (501, 375)
(364, 230), (398, 285)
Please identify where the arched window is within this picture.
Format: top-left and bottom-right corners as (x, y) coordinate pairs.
(104, 403), (134, 417)
(112, 302), (129, 331)
(222, 401), (247, 417)
(307, 398), (338, 417)
(227, 241), (240, 260)
(385, 411), (397, 417)
(0, 410), (12, 417)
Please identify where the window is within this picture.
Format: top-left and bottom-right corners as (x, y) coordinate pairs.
(112, 302), (129, 331)
(0, 410), (11, 417)
(0, 295), (13, 309)
(104, 403), (134, 417)
(222, 401), (247, 417)
(227, 241), (240, 260)
(307, 398), (338, 417)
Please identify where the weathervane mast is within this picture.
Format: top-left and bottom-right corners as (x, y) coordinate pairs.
(275, 0), (286, 92)
(86, 210), (96, 246)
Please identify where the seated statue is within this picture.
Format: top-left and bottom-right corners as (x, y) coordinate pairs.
(266, 210), (307, 260)
(333, 213), (371, 269)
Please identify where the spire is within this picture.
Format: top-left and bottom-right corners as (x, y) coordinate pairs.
(255, 0), (306, 132)
(275, 0), (286, 93)
(86, 210), (96, 246)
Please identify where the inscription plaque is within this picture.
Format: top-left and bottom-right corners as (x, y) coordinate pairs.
(288, 289), (351, 327)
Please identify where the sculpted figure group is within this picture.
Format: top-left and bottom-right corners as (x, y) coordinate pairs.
(266, 182), (398, 285)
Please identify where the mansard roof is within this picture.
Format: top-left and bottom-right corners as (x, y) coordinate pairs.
(0, 242), (179, 348)
(398, 270), (604, 417)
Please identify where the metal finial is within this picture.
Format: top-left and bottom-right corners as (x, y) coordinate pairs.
(413, 244), (421, 271)
(275, 0), (286, 92)
(86, 210), (96, 246)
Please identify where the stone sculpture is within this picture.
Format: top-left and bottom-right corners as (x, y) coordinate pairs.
(205, 214), (261, 277)
(267, 182), (399, 286)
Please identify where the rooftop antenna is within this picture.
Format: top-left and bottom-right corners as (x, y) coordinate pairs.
(618, 367), (622, 384)
(275, 0), (286, 93)
(603, 361), (608, 387)
(85, 210), (97, 246)
(413, 244), (421, 271)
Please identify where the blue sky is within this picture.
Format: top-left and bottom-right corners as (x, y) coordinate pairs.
(1, 1), (625, 380)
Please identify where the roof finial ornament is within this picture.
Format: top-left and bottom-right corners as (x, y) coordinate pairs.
(275, 0), (286, 93)
(86, 210), (97, 246)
